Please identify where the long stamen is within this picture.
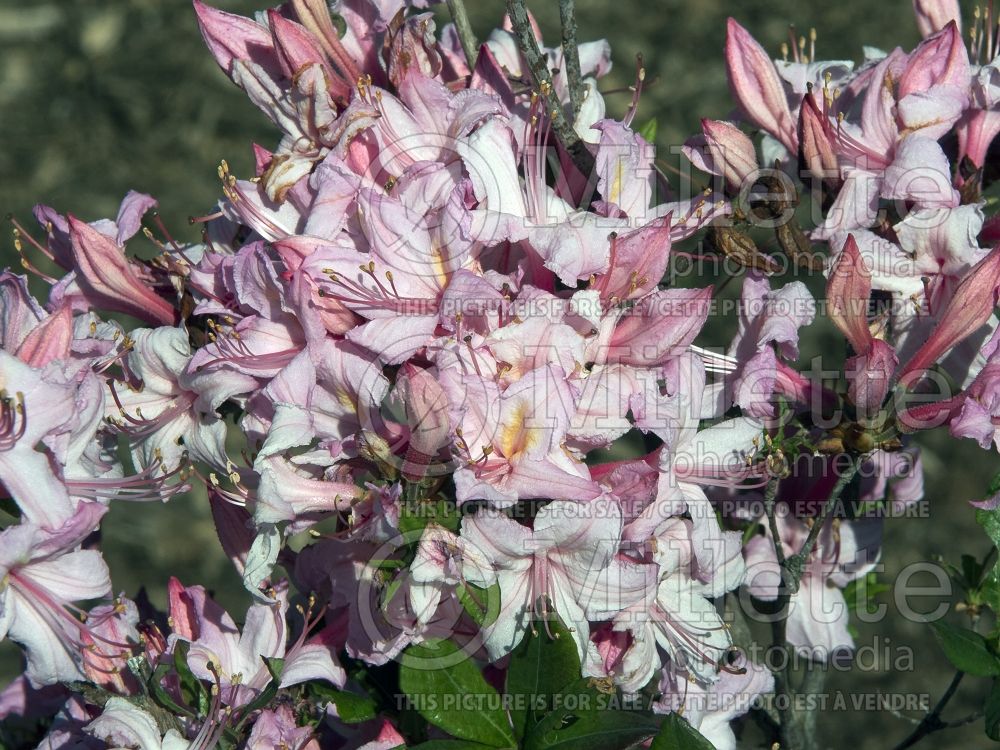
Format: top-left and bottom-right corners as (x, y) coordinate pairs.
(10, 224), (58, 283)
(9, 575), (137, 680)
(622, 55), (646, 129)
(66, 458), (191, 502)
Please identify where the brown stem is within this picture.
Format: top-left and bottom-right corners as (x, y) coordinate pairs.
(505, 0), (594, 175)
(558, 0), (584, 117)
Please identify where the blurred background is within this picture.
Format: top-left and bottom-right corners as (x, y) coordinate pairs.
(1, 1), (998, 747)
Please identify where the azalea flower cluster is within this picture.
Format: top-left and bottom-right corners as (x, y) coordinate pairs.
(2, 0), (999, 748)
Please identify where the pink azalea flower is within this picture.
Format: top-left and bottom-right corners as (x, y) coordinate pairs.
(86, 697), (190, 750)
(0, 350), (78, 528)
(407, 524), (497, 630)
(167, 577), (346, 703)
(722, 272), (816, 419)
(245, 705), (320, 750)
(599, 516), (745, 691)
(654, 650), (775, 750)
(108, 327), (230, 473)
(814, 27), (971, 237)
(0, 503), (113, 686)
(625, 354), (766, 548)
(744, 460), (882, 658)
(460, 495), (624, 661)
(451, 364), (602, 507)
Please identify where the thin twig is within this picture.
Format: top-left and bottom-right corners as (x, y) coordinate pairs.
(891, 671), (966, 750)
(943, 709), (984, 729)
(505, 0), (594, 175)
(763, 475), (785, 565)
(888, 708), (923, 726)
(445, 0), (479, 73)
(797, 457), (859, 565)
(768, 454), (860, 750)
(558, 0), (584, 117)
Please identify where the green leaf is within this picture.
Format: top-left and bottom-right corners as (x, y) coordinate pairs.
(505, 615), (581, 740)
(637, 118), (657, 144)
(979, 506), (1000, 551)
(962, 554), (986, 589)
(381, 574), (406, 614)
(457, 580), (501, 628)
(0, 496), (21, 526)
(523, 678), (661, 750)
(148, 661), (195, 718)
(399, 639), (515, 748)
(988, 470), (1000, 497)
(399, 498), (460, 536)
(171, 641), (209, 716)
(982, 571), (1000, 613)
(844, 572), (890, 615)
(650, 713), (714, 749)
(308, 683), (378, 724)
(930, 621), (1000, 676)
(985, 679), (1000, 741)
(235, 657), (285, 726)
(976, 502), (1000, 578)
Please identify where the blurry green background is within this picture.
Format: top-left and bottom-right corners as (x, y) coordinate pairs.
(1, 1), (998, 748)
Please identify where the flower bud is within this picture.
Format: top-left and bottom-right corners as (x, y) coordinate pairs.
(898, 21), (968, 100)
(826, 235), (873, 355)
(798, 93), (839, 187)
(268, 10), (330, 82)
(192, 0), (279, 76)
(725, 18), (797, 153)
(847, 339), (898, 418)
(15, 306), (72, 368)
(913, 0), (962, 38)
(700, 119), (759, 194)
(67, 215), (175, 326)
(900, 246), (1000, 384)
(396, 363), (452, 481)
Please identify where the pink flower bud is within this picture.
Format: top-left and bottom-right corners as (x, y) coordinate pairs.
(725, 18), (797, 153)
(166, 577), (198, 641)
(913, 0), (962, 37)
(15, 306), (72, 368)
(826, 235), (873, 355)
(898, 395), (963, 431)
(267, 10), (331, 83)
(900, 246), (1000, 384)
(609, 287), (713, 366)
(799, 93), (839, 186)
(252, 143), (273, 176)
(596, 215), (673, 304)
(192, 0), (279, 76)
(396, 363), (451, 481)
(289, 0), (361, 83)
(700, 119), (759, 193)
(847, 339), (898, 417)
(67, 215), (176, 325)
(958, 109), (1000, 170)
(899, 247), (1000, 385)
(898, 22), (969, 100)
